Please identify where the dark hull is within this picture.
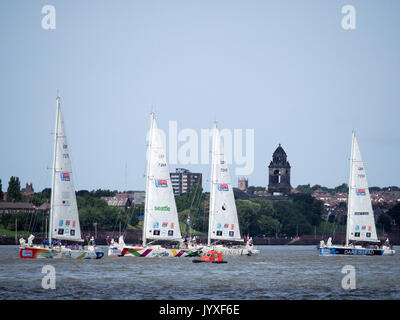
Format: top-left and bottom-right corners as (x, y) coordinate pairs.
(319, 247), (383, 256)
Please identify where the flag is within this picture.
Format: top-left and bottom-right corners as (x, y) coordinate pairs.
(60, 172), (70, 181)
(155, 180), (168, 188)
(356, 189), (366, 196)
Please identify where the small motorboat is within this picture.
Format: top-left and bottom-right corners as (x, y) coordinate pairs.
(192, 250), (227, 263)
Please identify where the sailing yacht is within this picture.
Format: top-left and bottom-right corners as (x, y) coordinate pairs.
(107, 113), (200, 257)
(200, 122), (259, 256)
(19, 96), (104, 259)
(318, 132), (395, 256)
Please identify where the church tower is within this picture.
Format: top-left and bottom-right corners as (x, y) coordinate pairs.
(268, 144), (292, 195)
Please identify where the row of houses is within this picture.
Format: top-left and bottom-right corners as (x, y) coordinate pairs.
(312, 189), (400, 208)
(100, 191), (145, 211)
(0, 202), (50, 215)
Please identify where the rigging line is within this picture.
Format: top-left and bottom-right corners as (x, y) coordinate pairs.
(30, 209), (38, 235)
(24, 210), (33, 235)
(193, 186), (205, 234)
(124, 202), (138, 239)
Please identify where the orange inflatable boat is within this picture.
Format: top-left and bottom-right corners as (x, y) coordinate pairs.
(192, 250), (227, 263)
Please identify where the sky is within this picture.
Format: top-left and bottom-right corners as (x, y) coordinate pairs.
(0, 0), (399, 193)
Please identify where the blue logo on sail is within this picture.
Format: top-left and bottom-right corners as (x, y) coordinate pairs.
(218, 184), (229, 191)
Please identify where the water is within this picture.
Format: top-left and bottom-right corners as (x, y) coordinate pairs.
(0, 245), (399, 300)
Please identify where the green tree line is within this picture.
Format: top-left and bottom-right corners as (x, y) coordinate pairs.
(174, 186), (324, 238)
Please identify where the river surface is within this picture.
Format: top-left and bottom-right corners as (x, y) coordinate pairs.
(0, 245), (399, 300)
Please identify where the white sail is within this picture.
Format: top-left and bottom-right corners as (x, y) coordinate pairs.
(346, 132), (378, 244)
(49, 97), (82, 242)
(143, 113), (182, 245)
(208, 122), (241, 245)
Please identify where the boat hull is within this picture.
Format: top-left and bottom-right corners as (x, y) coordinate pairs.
(19, 247), (104, 259)
(108, 246), (200, 258)
(318, 246), (395, 256)
(201, 245), (260, 256)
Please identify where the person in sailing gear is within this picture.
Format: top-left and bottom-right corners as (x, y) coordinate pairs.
(27, 234), (35, 247)
(19, 237), (26, 247)
(118, 235), (125, 247)
(89, 236), (95, 246)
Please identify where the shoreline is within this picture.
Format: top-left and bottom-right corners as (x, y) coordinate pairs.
(2, 237), (399, 246)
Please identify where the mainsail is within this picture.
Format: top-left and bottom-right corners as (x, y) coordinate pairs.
(208, 122), (241, 245)
(346, 132), (378, 244)
(143, 113), (182, 245)
(49, 97), (82, 242)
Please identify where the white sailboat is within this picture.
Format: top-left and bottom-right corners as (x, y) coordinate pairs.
(19, 96), (104, 259)
(201, 122), (259, 256)
(107, 112), (200, 257)
(318, 132), (395, 256)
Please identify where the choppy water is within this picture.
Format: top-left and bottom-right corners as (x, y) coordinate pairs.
(0, 245), (399, 300)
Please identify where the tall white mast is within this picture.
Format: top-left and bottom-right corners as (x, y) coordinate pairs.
(345, 131), (355, 246)
(143, 112), (155, 247)
(49, 96), (61, 246)
(208, 121), (218, 246)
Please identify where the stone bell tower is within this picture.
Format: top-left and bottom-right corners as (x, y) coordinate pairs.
(268, 144), (292, 195)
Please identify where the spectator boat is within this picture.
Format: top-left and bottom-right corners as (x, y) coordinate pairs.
(192, 250), (227, 263)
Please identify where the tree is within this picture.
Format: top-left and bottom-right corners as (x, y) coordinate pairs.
(0, 178), (3, 201)
(127, 205), (140, 227)
(247, 186), (266, 194)
(377, 214), (392, 233)
(77, 195), (129, 231)
(311, 184), (329, 192)
(295, 184), (313, 194)
(175, 185), (204, 212)
(91, 189), (117, 198)
(369, 186), (381, 192)
(272, 200), (313, 237)
(333, 183), (348, 193)
(292, 193), (323, 227)
(76, 190), (90, 197)
(7, 176), (22, 202)
(257, 215), (280, 237)
(236, 199), (259, 236)
(31, 188), (51, 206)
(388, 203), (400, 225)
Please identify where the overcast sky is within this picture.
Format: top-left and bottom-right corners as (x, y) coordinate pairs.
(0, 0), (399, 192)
